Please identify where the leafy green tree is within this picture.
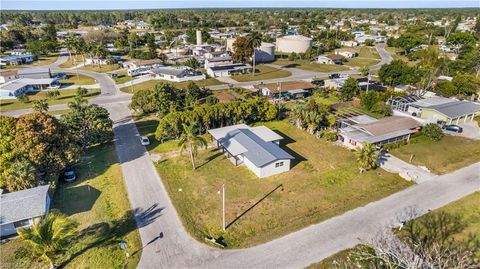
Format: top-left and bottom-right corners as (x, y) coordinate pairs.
(422, 123), (444, 141)
(178, 124), (208, 170)
(388, 33), (427, 51)
(379, 60), (420, 86)
(360, 91), (379, 111)
(447, 32), (476, 50)
(46, 90), (60, 99)
(15, 112), (80, 175)
(435, 80), (456, 97)
(232, 36), (253, 63)
(372, 101), (393, 116)
(364, 39), (375, 46)
(61, 103), (113, 149)
(340, 77), (361, 101)
(184, 58), (200, 69)
(18, 210), (79, 269)
(355, 143), (378, 172)
(76, 87), (88, 97)
(32, 99), (49, 113)
(5, 158), (37, 192)
(18, 95), (30, 103)
(293, 98), (329, 134)
(0, 116), (19, 189)
(452, 74), (478, 96)
(360, 66), (370, 76)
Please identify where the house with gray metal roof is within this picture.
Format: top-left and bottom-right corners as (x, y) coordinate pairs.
(0, 185), (51, 237)
(208, 124), (294, 178)
(339, 116), (422, 149)
(149, 66), (206, 82)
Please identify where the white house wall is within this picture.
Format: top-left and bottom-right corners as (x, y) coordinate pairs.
(243, 157), (291, 178)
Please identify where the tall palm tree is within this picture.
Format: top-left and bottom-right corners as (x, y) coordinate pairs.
(355, 143), (379, 173)
(18, 210), (79, 269)
(178, 124), (208, 170)
(247, 32), (262, 76)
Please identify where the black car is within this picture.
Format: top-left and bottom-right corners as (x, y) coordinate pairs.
(329, 73), (341, 79)
(443, 125), (463, 133)
(311, 79), (325, 86)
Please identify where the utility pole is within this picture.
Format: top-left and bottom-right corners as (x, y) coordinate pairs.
(222, 184), (225, 231)
(366, 72), (371, 93)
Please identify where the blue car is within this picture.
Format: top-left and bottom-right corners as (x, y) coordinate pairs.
(444, 125), (463, 133)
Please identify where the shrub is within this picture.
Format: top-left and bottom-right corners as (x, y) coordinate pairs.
(422, 123), (444, 141)
(383, 140), (407, 151)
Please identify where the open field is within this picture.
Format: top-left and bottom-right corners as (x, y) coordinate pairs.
(0, 88), (100, 112)
(80, 64), (121, 73)
(231, 65), (292, 82)
(59, 55), (84, 68)
(154, 120), (412, 248)
(0, 143), (142, 269)
(120, 78), (225, 93)
(113, 70), (134, 84)
(59, 72), (97, 85)
(391, 135), (480, 174)
(273, 59), (350, 72)
(344, 47), (381, 68)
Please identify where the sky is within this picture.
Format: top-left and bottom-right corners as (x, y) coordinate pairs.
(1, 0), (478, 10)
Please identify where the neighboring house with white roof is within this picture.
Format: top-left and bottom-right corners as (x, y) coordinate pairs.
(149, 66), (206, 82)
(208, 124), (295, 178)
(206, 63), (252, 77)
(0, 185), (51, 237)
(388, 95), (480, 124)
(0, 78), (59, 98)
(338, 115), (422, 149)
(316, 55), (334, 65)
(335, 48), (357, 58)
(204, 56), (233, 68)
(0, 54), (34, 66)
(340, 40), (358, 47)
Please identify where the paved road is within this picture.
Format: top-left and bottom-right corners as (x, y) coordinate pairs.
(370, 43), (393, 70)
(106, 107), (480, 268)
(377, 151), (436, 183)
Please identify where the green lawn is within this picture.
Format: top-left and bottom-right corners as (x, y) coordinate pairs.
(80, 64), (121, 73)
(59, 72), (97, 85)
(314, 95), (341, 106)
(391, 135), (480, 174)
(155, 120), (413, 248)
(59, 55), (84, 68)
(344, 47), (381, 68)
(273, 59), (349, 72)
(231, 65), (292, 82)
(0, 143), (142, 269)
(113, 70), (134, 84)
(120, 78), (225, 94)
(0, 89), (101, 112)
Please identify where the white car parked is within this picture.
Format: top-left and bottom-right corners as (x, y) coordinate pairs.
(140, 136), (150, 146)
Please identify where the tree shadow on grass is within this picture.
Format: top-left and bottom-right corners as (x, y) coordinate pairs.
(281, 63), (300, 68)
(196, 150), (223, 169)
(58, 204), (164, 268)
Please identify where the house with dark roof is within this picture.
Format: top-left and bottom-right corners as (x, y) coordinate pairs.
(0, 185), (51, 237)
(259, 81), (314, 100)
(208, 124), (294, 178)
(338, 115), (422, 149)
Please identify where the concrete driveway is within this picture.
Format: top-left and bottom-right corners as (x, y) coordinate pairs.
(457, 121), (480, 140)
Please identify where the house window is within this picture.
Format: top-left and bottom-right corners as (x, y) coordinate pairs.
(275, 162), (284, 168)
(14, 219), (30, 228)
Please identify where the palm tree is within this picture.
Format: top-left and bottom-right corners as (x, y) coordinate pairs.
(247, 32), (262, 76)
(355, 143), (379, 173)
(178, 124), (208, 170)
(18, 210), (79, 269)
(5, 158), (36, 192)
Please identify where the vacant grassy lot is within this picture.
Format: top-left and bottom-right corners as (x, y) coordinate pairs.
(120, 78), (224, 93)
(0, 143), (142, 269)
(0, 89), (100, 112)
(231, 65), (291, 82)
(113, 70), (134, 84)
(344, 47), (381, 68)
(391, 135), (480, 174)
(59, 72), (97, 85)
(59, 55), (84, 68)
(80, 64), (121, 73)
(155, 120), (412, 248)
(273, 59), (350, 72)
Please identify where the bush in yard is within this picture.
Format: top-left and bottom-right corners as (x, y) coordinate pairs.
(422, 123), (444, 141)
(321, 131), (337, 142)
(372, 101), (393, 116)
(18, 95), (30, 103)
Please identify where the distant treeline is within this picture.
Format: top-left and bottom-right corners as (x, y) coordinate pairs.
(1, 8), (478, 30)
